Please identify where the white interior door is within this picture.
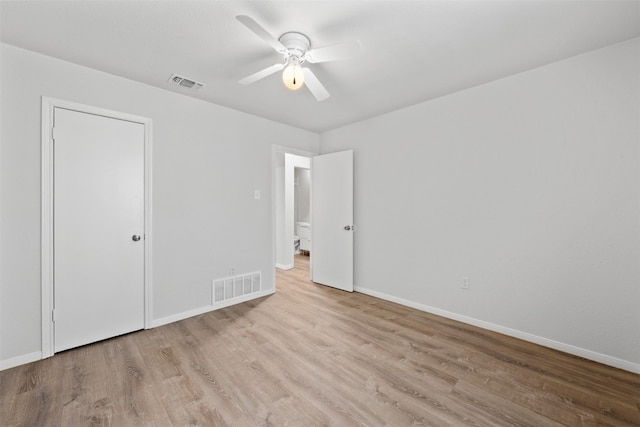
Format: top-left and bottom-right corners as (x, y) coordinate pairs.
(54, 107), (145, 352)
(311, 150), (353, 291)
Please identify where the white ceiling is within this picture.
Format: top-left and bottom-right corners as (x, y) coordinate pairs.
(1, 0), (639, 133)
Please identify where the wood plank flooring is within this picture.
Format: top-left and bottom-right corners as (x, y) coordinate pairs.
(1, 254), (639, 426)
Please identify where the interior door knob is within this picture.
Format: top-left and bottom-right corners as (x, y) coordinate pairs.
(344, 225), (351, 231)
(132, 235), (141, 241)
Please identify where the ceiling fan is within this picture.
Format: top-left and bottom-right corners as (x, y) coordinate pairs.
(236, 15), (362, 101)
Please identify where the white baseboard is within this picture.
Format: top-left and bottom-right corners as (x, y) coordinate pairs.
(151, 288), (275, 328)
(354, 286), (640, 374)
(0, 351), (42, 371)
(275, 263), (293, 270)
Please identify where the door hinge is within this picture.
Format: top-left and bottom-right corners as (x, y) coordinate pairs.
(52, 309), (57, 322)
(51, 127), (56, 142)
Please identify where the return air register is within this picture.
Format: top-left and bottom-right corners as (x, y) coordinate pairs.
(167, 74), (206, 90)
(212, 272), (261, 305)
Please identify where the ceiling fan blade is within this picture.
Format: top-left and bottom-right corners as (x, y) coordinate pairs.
(302, 68), (330, 102)
(305, 40), (362, 63)
(236, 15), (287, 53)
(239, 63), (285, 85)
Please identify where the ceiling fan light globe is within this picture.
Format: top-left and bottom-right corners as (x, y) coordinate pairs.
(282, 64), (305, 90)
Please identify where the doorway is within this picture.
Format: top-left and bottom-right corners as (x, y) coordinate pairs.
(41, 98), (153, 358)
(274, 148), (313, 274)
(294, 164), (311, 257)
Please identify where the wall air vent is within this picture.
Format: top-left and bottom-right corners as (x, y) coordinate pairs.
(212, 271), (261, 305)
(167, 74), (206, 90)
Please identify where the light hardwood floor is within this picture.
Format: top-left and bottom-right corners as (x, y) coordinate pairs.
(1, 255), (638, 426)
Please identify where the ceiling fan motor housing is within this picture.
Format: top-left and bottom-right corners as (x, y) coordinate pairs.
(279, 32), (311, 62)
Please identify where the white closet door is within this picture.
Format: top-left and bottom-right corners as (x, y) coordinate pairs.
(54, 107), (145, 352)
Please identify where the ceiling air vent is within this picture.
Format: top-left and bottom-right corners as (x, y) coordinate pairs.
(167, 74), (205, 90)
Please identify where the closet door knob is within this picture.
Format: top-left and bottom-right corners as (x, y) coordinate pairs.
(344, 225), (351, 231)
(132, 235), (141, 242)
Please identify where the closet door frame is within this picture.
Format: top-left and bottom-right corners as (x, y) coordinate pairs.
(41, 97), (154, 358)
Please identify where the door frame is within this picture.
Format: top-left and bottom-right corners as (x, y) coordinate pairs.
(41, 97), (153, 358)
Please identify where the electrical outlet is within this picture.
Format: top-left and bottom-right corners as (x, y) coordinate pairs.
(461, 276), (470, 290)
(229, 267), (236, 276)
(254, 190), (261, 200)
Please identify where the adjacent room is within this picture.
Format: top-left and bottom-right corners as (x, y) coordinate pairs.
(1, 1), (639, 425)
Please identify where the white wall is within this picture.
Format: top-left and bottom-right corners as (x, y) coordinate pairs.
(0, 43), (319, 366)
(320, 38), (640, 372)
(295, 168), (311, 224)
